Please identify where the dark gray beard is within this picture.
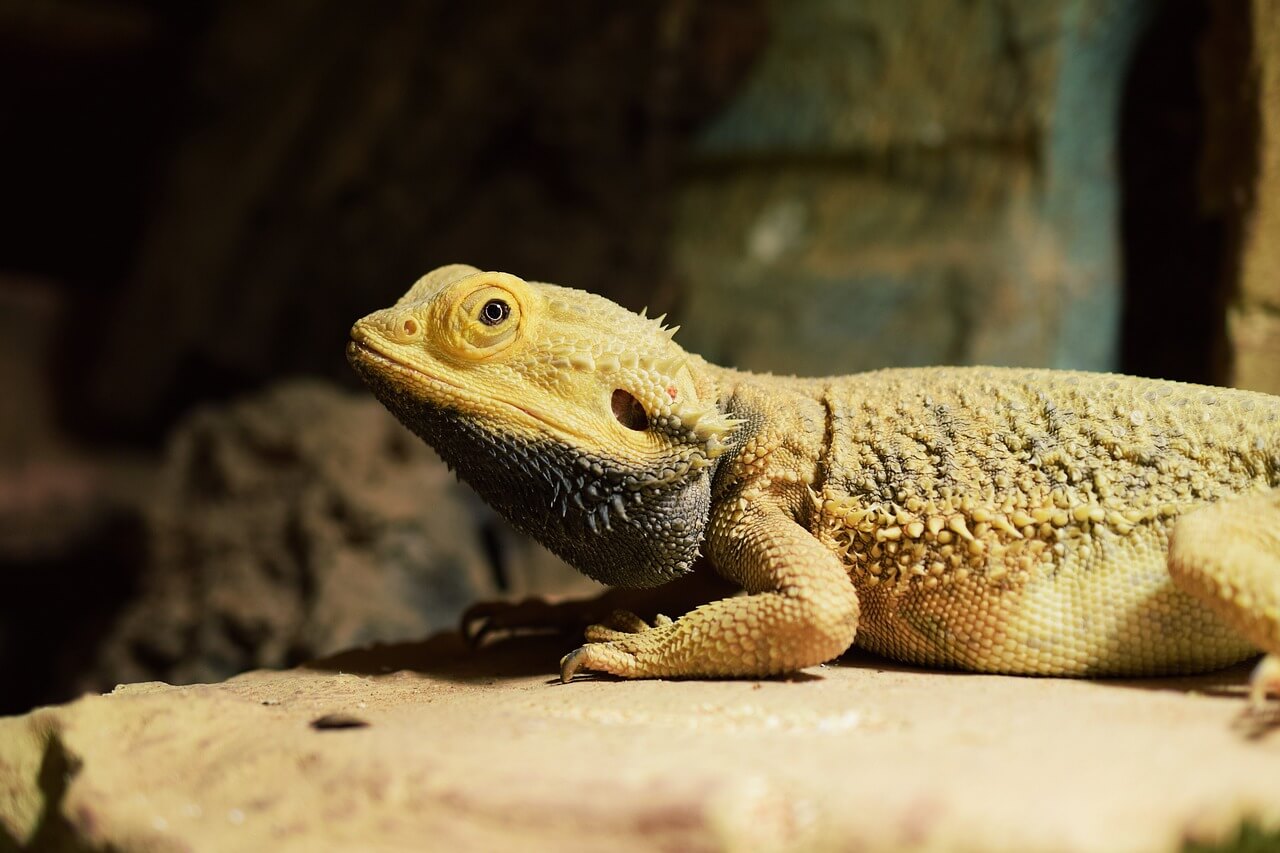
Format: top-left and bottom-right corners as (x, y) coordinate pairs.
(357, 368), (714, 589)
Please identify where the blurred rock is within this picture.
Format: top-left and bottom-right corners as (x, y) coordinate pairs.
(91, 380), (585, 690)
(1203, 1), (1280, 395)
(0, 277), (149, 715)
(0, 279), (106, 561)
(1116, 1), (1224, 386)
(0, 276), (585, 713)
(673, 0), (1150, 376)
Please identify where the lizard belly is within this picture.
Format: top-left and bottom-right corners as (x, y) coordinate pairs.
(817, 515), (1255, 675)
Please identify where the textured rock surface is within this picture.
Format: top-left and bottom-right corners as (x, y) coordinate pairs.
(673, 0), (1149, 377)
(1, 638), (1277, 852)
(91, 381), (585, 690)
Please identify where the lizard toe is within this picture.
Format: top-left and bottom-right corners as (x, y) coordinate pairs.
(583, 609), (673, 642)
(583, 625), (632, 643)
(460, 597), (590, 648)
(559, 641), (644, 682)
(559, 647), (588, 683)
(602, 609), (653, 633)
(559, 645), (615, 682)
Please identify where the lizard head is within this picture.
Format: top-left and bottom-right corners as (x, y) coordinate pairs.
(347, 264), (740, 588)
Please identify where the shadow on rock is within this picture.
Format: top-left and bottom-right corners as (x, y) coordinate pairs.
(303, 630), (577, 683)
(1104, 660), (1254, 698)
(305, 629), (836, 686)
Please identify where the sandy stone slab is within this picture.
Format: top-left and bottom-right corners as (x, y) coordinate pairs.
(1, 636), (1277, 852)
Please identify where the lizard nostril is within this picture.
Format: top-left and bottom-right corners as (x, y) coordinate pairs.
(402, 318), (420, 338)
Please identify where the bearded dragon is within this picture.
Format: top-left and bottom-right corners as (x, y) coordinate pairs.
(347, 265), (1280, 703)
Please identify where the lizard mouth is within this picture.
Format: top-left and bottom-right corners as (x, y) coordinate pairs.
(347, 339), (470, 396)
(346, 339), (560, 434)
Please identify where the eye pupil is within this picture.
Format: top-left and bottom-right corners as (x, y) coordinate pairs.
(480, 299), (510, 326)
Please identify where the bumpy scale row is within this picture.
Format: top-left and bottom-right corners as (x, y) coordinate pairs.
(817, 488), (1183, 593)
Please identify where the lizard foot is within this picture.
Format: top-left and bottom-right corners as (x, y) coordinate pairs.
(559, 618), (682, 682)
(461, 597), (585, 649)
(1249, 654), (1280, 711)
(461, 572), (725, 650)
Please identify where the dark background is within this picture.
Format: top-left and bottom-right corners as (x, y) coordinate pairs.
(0, 0), (1273, 715)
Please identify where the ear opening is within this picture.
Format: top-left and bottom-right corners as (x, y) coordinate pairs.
(611, 389), (649, 431)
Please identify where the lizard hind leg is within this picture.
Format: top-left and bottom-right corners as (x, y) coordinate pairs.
(1168, 487), (1280, 708)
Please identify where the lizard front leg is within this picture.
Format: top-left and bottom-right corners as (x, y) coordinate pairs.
(1168, 487), (1280, 707)
(560, 501), (859, 680)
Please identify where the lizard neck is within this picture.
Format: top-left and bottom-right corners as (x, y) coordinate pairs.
(708, 368), (831, 521)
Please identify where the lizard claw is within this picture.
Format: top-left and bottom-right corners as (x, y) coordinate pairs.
(1249, 654), (1280, 711)
(459, 597), (578, 648)
(460, 601), (504, 648)
(559, 648), (588, 683)
(559, 618), (681, 681)
(465, 617), (502, 650)
(558, 643), (641, 682)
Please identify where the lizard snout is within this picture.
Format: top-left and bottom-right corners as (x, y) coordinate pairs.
(351, 307), (425, 346)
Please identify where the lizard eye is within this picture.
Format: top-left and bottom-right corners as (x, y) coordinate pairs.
(479, 299), (510, 326)
(611, 389), (649, 431)
(452, 284), (523, 357)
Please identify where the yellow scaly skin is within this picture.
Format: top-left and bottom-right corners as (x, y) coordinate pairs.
(348, 265), (1280, 703)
